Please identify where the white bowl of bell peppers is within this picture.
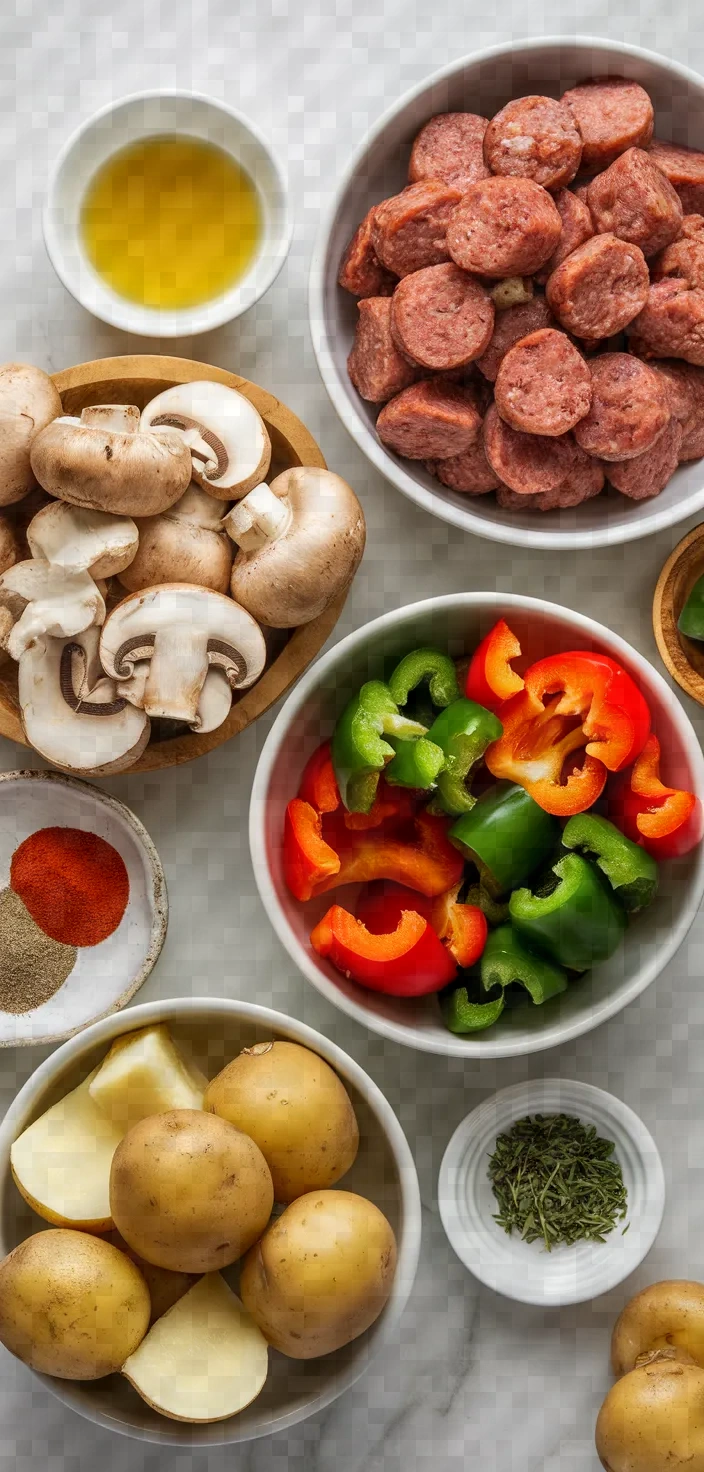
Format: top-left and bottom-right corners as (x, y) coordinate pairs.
(250, 594), (704, 1057)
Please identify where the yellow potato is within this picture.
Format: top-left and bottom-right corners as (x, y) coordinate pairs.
(240, 1189), (396, 1359)
(204, 1040), (359, 1202)
(109, 1109), (273, 1273)
(596, 1354), (704, 1472)
(0, 1229), (150, 1379)
(106, 1231), (197, 1325)
(10, 1070), (123, 1231)
(612, 1281), (704, 1376)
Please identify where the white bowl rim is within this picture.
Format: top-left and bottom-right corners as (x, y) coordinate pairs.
(309, 34), (704, 551)
(250, 591), (704, 1057)
(0, 994), (422, 1446)
(44, 88), (293, 338)
(437, 1077), (666, 1306)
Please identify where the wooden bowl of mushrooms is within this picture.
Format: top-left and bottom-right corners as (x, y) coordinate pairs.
(0, 356), (365, 774)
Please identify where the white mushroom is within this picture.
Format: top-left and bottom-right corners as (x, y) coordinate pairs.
(30, 404), (192, 516)
(0, 513), (19, 576)
(99, 583), (267, 730)
(119, 483), (233, 595)
(18, 626), (150, 775)
(225, 467), (366, 628)
(27, 502), (139, 579)
(140, 382), (271, 501)
(0, 559), (105, 662)
(0, 363), (62, 506)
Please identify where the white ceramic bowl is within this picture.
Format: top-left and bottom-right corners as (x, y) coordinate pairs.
(438, 1078), (665, 1306)
(0, 996), (421, 1445)
(45, 91), (291, 336)
(310, 36), (704, 550)
(250, 593), (704, 1058)
(0, 771), (167, 1047)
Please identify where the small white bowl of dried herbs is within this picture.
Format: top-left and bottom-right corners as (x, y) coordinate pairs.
(438, 1078), (665, 1307)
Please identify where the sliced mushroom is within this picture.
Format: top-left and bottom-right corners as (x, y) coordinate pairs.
(0, 513), (19, 576)
(0, 363), (62, 506)
(119, 483), (233, 595)
(140, 382), (271, 501)
(30, 404), (192, 516)
(0, 559), (105, 662)
(100, 583), (267, 729)
(18, 626), (150, 775)
(27, 502), (139, 579)
(225, 468), (366, 628)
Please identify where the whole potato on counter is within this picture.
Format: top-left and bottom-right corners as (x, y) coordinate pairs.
(204, 1040), (359, 1202)
(240, 1189), (397, 1359)
(596, 1352), (704, 1472)
(611, 1281), (704, 1375)
(109, 1109), (274, 1273)
(0, 1228), (150, 1379)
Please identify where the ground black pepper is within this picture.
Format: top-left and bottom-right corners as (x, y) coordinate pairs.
(0, 888), (76, 1013)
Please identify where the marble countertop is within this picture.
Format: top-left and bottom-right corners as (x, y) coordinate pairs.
(1, 4), (704, 1469)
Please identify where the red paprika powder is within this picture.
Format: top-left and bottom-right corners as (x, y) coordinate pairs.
(10, 827), (129, 947)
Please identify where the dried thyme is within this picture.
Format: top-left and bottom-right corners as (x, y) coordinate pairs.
(487, 1112), (628, 1251)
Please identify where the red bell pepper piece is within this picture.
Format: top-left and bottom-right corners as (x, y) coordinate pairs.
(342, 781), (417, 831)
(609, 734), (701, 859)
(356, 880), (488, 969)
(355, 881), (434, 931)
(283, 799), (341, 902)
(298, 742), (340, 813)
(316, 809), (465, 898)
(310, 904), (457, 996)
(485, 651), (651, 816)
(465, 619), (524, 712)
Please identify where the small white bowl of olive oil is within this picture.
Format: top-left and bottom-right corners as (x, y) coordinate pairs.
(44, 91), (291, 337)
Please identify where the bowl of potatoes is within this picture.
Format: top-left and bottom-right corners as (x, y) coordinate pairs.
(0, 997), (421, 1445)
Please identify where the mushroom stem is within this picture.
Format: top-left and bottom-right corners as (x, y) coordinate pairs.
(223, 484), (292, 553)
(179, 428), (219, 477)
(143, 628), (210, 724)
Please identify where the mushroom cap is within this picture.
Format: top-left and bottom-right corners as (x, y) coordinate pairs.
(140, 382), (271, 500)
(0, 513), (19, 576)
(0, 363), (62, 507)
(30, 407), (192, 516)
(18, 628), (150, 775)
(229, 467), (366, 627)
(27, 502), (139, 579)
(118, 486), (232, 595)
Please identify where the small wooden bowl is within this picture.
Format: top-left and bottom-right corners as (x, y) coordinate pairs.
(0, 355), (349, 772)
(653, 523), (704, 706)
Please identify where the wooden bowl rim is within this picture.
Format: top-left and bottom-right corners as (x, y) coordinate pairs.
(653, 522), (704, 708)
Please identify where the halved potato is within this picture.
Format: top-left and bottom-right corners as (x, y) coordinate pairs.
(11, 1070), (123, 1231)
(88, 1024), (207, 1129)
(122, 1272), (268, 1422)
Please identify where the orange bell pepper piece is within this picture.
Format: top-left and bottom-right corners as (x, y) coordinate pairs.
(283, 799), (340, 902)
(465, 619), (524, 712)
(298, 742), (340, 813)
(609, 734), (701, 859)
(310, 904), (457, 996)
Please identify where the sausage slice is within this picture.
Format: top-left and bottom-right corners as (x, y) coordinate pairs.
(446, 177), (562, 278)
(494, 328), (592, 436)
(390, 264), (495, 370)
(409, 113), (491, 191)
(347, 297), (418, 402)
(376, 379), (482, 459)
(561, 79), (654, 170)
(483, 402), (576, 493)
(574, 352), (670, 460)
(483, 96), (582, 191)
(586, 148), (682, 257)
(627, 278), (704, 366)
(338, 205), (397, 297)
(546, 234), (650, 338)
(372, 182), (462, 277)
(607, 416), (683, 498)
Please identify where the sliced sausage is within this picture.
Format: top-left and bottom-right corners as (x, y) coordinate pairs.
(546, 234), (650, 339)
(573, 352), (670, 461)
(347, 297), (418, 402)
(648, 140), (704, 188)
(561, 79), (654, 171)
(483, 96), (582, 191)
(446, 177), (562, 278)
(654, 360), (704, 460)
(586, 148), (682, 257)
(428, 435), (502, 494)
(652, 218), (704, 290)
(409, 113), (491, 191)
(371, 181), (462, 278)
(338, 205), (397, 297)
(494, 328), (592, 436)
(496, 450), (605, 510)
(390, 264), (495, 370)
(627, 278), (704, 366)
(606, 416), (684, 498)
(677, 184), (704, 216)
(483, 402), (576, 494)
(535, 188), (594, 283)
(476, 296), (555, 381)
(376, 379), (482, 459)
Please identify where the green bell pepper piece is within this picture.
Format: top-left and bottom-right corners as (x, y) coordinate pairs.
(331, 681), (427, 813)
(440, 980), (505, 1034)
(480, 924), (569, 1004)
(510, 853), (627, 972)
(450, 781), (561, 896)
(425, 698), (503, 816)
(464, 884), (510, 927)
(385, 734), (445, 790)
(388, 647), (461, 710)
(678, 574), (704, 641)
(561, 812), (659, 914)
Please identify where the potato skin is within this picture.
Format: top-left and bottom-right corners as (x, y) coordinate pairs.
(596, 1356), (704, 1472)
(109, 1109), (273, 1273)
(239, 1189), (397, 1359)
(204, 1041), (359, 1203)
(0, 1229), (150, 1379)
(612, 1280), (704, 1376)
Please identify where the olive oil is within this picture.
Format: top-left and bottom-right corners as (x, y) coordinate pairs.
(81, 135), (262, 310)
